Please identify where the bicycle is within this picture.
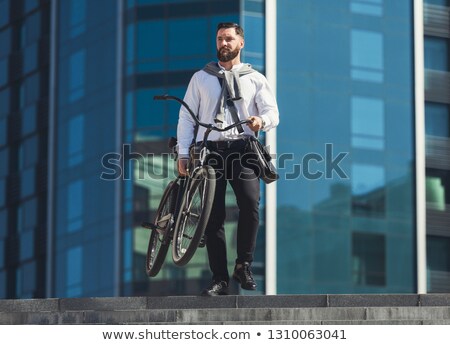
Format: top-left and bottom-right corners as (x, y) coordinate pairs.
(143, 94), (251, 277)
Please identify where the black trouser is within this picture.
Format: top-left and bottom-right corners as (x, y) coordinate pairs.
(203, 140), (260, 283)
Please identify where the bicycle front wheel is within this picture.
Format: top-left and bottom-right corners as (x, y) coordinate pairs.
(146, 180), (179, 277)
(172, 166), (215, 266)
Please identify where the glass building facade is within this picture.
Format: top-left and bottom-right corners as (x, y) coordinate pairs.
(423, 0), (450, 292)
(1, 0), (450, 299)
(276, 0), (416, 293)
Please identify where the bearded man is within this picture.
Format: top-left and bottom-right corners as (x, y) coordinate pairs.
(177, 22), (279, 296)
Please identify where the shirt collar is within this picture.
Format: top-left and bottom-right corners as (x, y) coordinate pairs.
(218, 62), (244, 71)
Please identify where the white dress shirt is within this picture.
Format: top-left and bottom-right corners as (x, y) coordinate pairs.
(177, 63), (279, 156)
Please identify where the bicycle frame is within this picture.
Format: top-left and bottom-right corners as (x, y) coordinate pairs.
(144, 94), (253, 269)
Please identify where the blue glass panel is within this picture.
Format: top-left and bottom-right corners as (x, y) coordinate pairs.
(21, 167), (35, 198)
(68, 114), (85, 166)
(16, 261), (36, 298)
(0, 57), (7, 87)
(424, 37), (449, 71)
(123, 229), (132, 282)
(20, 231), (34, 261)
(351, 164), (385, 196)
(425, 102), (449, 137)
(350, 2), (383, 16)
(0, 178), (5, 208)
(23, 43), (38, 73)
(17, 198), (36, 233)
(22, 104), (36, 136)
(66, 246), (83, 297)
(136, 89), (165, 128)
(0, 270), (5, 298)
(137, 21), (164, 60)
(351, 69), (383, 83)
(69, 0), (86, 38)
(67, 180), (83, 232)
(24, 0), (38, 13)
(126, 24), (135, 64)
(24, 12), (40, 46)
(352, 136), (384, 150)
(168, 18), (208, 57)
(351, 29), (383, 70)
(0, 0), (9, 28)
(0, 210), (7, 237)
(0, 88), (9, 117)
(0, 240), (3, 267)
(425, 0), (449, 6)
(0, 117), (6, 146)
(427, 236), (450, 272)
(20, 135), (38, 169)
(23, 73), (39, 106)
(0, 149), (7, 177)
(69, 50), (86, 102)
(243, 15), (264, 55)
(0, 27), (11, 57)
(351, 96), (384, 136)
(125, 92), (134, 131)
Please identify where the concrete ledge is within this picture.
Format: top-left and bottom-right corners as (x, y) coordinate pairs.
(1, 294), (450, 325)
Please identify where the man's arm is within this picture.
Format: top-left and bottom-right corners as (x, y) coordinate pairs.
(254, 74), (279, 131)
(177, 73), (200, 175)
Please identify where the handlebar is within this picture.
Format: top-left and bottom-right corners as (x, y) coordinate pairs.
(153, 94), (251, 132)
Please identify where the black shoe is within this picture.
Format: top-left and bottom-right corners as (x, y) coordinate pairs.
(232, 262), (257, 290)
(200, 281), (229, 296)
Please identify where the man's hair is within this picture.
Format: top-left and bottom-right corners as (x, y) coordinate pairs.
(216, 22), (244, 38)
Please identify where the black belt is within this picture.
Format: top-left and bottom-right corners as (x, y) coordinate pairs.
(200, 139), (247, 151)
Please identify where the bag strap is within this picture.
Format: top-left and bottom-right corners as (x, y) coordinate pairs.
(217, 77), (244, 133)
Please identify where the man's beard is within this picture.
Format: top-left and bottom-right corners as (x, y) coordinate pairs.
(217, 47), (240, 62)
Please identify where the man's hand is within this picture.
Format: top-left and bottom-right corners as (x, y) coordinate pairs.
(247, 116), (264, 131)
(178, 158), (189, 176)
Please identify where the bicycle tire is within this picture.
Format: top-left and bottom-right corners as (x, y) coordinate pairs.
(172, 165), (215, 266)
(145, 180), (179, 277)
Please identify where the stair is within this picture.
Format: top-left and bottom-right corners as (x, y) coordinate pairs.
(1, 294), (450, 325)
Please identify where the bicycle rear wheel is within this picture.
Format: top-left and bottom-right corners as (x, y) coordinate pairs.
(172, 165), (215, 266)
(146, 180), (179, 277)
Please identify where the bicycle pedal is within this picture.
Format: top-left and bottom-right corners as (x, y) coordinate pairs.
(141, 222), (157, 231)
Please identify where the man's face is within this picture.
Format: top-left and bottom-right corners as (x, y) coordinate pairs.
(216, 28), (244, 62)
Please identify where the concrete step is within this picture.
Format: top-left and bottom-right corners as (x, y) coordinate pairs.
(1, 294), (450, 325)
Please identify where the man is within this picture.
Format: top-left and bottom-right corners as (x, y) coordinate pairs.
(177, 22), (279, 296)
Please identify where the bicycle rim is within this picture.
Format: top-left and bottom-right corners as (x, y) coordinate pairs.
(172, 166), (215, 265)
(146, 181), (178, 277)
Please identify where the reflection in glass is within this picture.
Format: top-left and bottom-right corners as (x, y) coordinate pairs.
(0, 178), (5, 208)
(424, 37), (449, 71)
(69, 0), (86, 38)
(69, 50), (86, 102)
(427, 236), (450, 293)
(426, 176), (446, 211)
(351, 96), (384, 150)
(66, 246), (83, 297)
(67, 180), (83, 232)
(22, 105), (36, 137)
(351, 29), (383, 83)
(68, 114), (85, 166)
(352, 232), (386, 286)
(425, 102), (449, 137)
(352, 164), (385, 216)
(350, 1), (383, 17)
